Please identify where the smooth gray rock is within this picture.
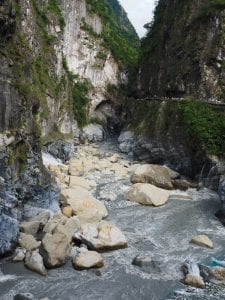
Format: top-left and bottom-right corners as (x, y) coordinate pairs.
(20, 221), (40, 236)
(216, 175), (225, 225)
(25, 250), (47, 276)
(0, 214), (19, 256)
(81, 124), (105, 143)
(132, 255), (161, 273)
(43, 140), (74, 162)
(118, 131), (135, 154)
(18, 233), (41, 251)
(14, 293), (35, 300)
(13, 247), (26, 262)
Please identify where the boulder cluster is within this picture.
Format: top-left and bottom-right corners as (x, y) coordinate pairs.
(12, 147), (128, 276)
(11, 140), (220, 293)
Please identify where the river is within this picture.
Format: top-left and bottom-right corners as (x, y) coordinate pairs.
(1, 139), (225, 300)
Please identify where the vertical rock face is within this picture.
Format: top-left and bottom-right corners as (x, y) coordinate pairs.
(60, 0), (122, 119)
(0, 0), (138, 256)
(139, 0), (225, 101)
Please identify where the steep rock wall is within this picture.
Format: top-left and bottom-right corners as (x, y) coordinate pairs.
(59, 0), (123, 121)
(139, 0), (225, 101)
(0, 0), (138, 255)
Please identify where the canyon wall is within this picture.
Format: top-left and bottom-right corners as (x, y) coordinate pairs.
(0, 0), (138, 255)
(139, 0), (225, 101)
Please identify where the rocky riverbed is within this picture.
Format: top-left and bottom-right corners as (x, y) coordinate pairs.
(1, 139), (225, 300)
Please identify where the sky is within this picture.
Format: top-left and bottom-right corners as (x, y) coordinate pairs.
(119, 0), (156, 37)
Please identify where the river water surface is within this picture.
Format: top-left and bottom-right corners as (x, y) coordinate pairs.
(1, 139), (225, 300)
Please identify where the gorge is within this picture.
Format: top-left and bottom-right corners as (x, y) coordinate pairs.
(1, 0), (225, 299)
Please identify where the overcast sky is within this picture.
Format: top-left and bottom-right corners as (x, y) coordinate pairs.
(119, 0), (156, 37)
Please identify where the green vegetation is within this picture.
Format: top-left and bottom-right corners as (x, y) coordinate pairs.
(6, 2), (58, 118)
(130, 98), (225, 158)
(96, 51), (108, 60)
(180, 99), (225, 157)
(81, 19), (99, 38)
(195, 0), (225, 19)
(85, 0), (140, 69)
(3, 0), (70, 149)
(47, 0), (65, 31)
(62, 56), (91, 127)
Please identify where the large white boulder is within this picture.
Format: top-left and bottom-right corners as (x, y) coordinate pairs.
(131, 164), (173, 190)
(68, 159), (95, 176)
(54, 216), (80, 241)
(78, 220), (127, 251)
(60, 187), (108, 222)
(69, 176), (91, 190)
(18, 233), (41, 251)
(41, 232), (71, 268)
(73, 250), (104, 270)
(190, 235), (214, 249)
(126, 183), (171, 207)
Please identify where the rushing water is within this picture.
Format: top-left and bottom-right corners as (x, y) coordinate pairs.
(1, 139), (225, 300)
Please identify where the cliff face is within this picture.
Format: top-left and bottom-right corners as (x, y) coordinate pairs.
(126, 0), (225, 184)
(139, 0), (225, 101)
(0, 0), (138, 255)
(0, 0), (138, 141)
(59, 0), (123, 123)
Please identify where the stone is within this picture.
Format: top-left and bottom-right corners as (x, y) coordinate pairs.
(19, 221), (40, 236)
(210, 267), (225, 281)
(43, 219), (59, 234)
(191, 235), (214, 249)
(18, 233), (41, 251)
(25, 250), (47, 276)
(182, 260), (205, 289)
(44, 140), (74, 162)
(81, 123), (105, 143)
(216, 176), (225, 225)
(111, 164), (128, 178)
(118, 131), (135, 154)
(132, 255), (161, 273)
(14, 293), (35, 300)
(62, 206), (73, 218)
(13, 248), (26, 262)
(73, 250), (104, 270)
(68, 159), (95, 176)
(69, 176), (91, 190)
(184, 274), (205, 289)
(0, 214), (19, 256)
(78, 220), (127, 251)
(126, 183), (171, 207)
(43, 214), (67, 234)
(54, 216), (80, 241)
(60, 187), (108, 222)
(172, 179), (198, 190)
(55, 25), (61, 33)
(69, 159), (84, 176)
(131, 164), (173, 190)
(48, 164), (68, 184)
(30, 211), (51, 228)
(164, 166), (180, 180)
(108, 154), (120, 163)
(41, 232), (71, 268)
